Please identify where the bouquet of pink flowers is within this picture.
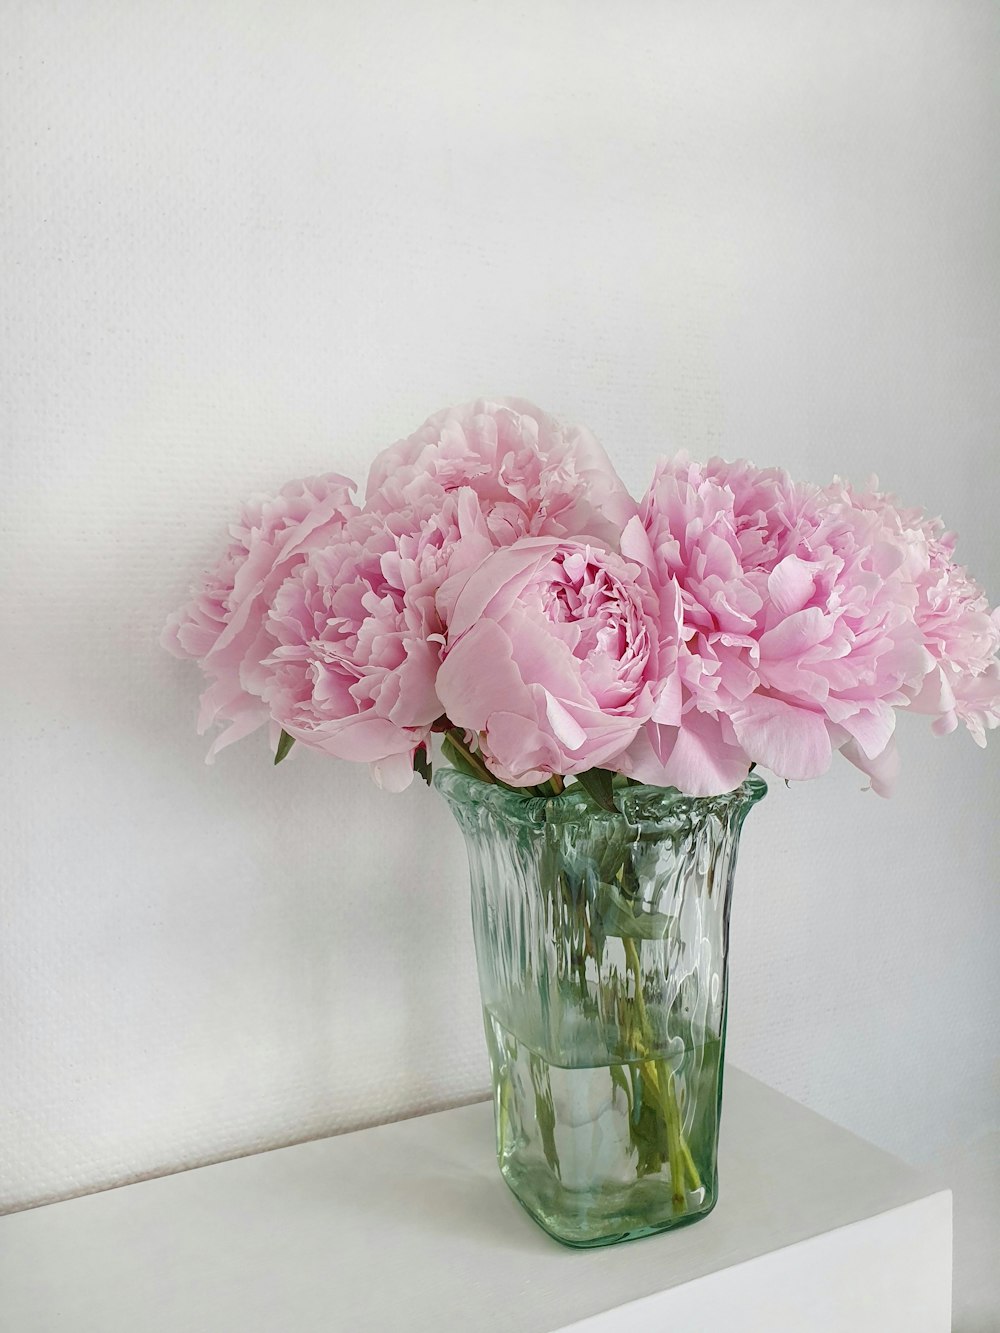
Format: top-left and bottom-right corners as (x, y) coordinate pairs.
(165, 398), (1000, 802)
(165, 396), (1000, 1244)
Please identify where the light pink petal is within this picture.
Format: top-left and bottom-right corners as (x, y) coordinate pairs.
(729, 694), (832, 780)
(827, 701), (895, 760)
(543, 690), (589, 751)
(620, 514), (656, 570)
(498, 609), (593, 708)
(650, 668), (683, 725)
(482, 709), (562, 786)
(370, 752), (416, 792)
(767, 555), (816, 617)
(931, 712), (960, 738)
(301, 715), (416, 763)
(387, 639), (443, 727)
(436, 620), (529, 732)
(446, 538), (557, 640)
(620, 709), (752, 796)
(203, 702), (269, 762)
(758, 608), (831, 662)
(840, 735), (901, 797)
(906, 665), (956, 717)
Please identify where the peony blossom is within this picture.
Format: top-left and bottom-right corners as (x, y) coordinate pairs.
(825, 479), (1000, 752)
(436, 537), (682, 786)
(162, 474), (359, 758)
(261, 486), (494, 791)
(165, 403), (1000, 799)
(620, 457), (934, 795)
(365, 397), (636, 549)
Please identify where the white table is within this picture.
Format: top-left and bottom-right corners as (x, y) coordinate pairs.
(0, 1067), (952, 1331)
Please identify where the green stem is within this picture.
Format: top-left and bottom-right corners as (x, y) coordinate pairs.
(443, 729), (561, 798)
(497, 1047), (512, 1153)
(530, 1053), (562, 1180)
(659, 1060), (687, 1212)
(622, 937), (700, 1210)
(656, 1057), (702, 1192)
(679, 1134), (702, 1192)
(443, 729), (496, 785)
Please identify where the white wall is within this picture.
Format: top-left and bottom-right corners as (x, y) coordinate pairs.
(2, 0), (998, 1213)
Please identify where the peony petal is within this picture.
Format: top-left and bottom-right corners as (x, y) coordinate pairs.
(482, 709), (562, 786)
(906, 664), (956, 718)
(826, 701), (895, 760)
(370, 751), (416, 792)
(446, 538), (557, 640)
(767, 555), (816, 617)
(620, 709), (752, 796)
(542, 690), (589, 751)
(203, 701), (270, 762)
(436, 620), (529, 732)
(931, 712), (960, 737)
(650, 667), (683, 725)
(620, 514), (656, 571)
(757, 607), (830, 662)
(729, 694), (832, 779)
(840, 734), (900, 797)
(298, 715), (416, 763)
(386, 638), (444, 728)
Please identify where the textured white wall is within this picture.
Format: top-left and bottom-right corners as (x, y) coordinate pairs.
(2, 0), (998, 1214)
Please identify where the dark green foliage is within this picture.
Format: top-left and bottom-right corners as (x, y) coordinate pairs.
(413, 745), (433, 786)
(273, 730), (295, 765)
(574, 767), (617, 812)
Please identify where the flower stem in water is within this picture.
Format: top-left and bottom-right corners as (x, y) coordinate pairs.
(622, 937), (701, 1210)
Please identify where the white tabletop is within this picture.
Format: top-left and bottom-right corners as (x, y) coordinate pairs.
(0, 1067), (950, 1332)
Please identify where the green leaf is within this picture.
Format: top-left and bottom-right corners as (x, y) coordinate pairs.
(594, 830), (630, 882)
(529, 1054), (562, 1181)
(610, 1062), (633, 1116)
(413, 745), (432, 787)
(273, 730), (295, 766)
(574, 767), (617, 813)
(441, 734), (482, 781)
(593, 881), (678, 941)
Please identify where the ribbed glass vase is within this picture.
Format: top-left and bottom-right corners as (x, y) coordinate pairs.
(436, 769), (766, 1248)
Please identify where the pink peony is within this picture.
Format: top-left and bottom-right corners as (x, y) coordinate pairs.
(365, 397), (636, 549)
(165, 408), (1000, 800)
(162, 474), (360, 757)
(436, 537), (682, 786)
(826, 479), (1000, 749)
(620, 457), (934, 795)
(261, 486), (494, 791)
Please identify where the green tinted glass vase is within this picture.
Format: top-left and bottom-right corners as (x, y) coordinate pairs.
(436, 769), (766, 1248)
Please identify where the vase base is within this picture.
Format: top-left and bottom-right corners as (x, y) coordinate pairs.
(501, 1159), (719, 1248)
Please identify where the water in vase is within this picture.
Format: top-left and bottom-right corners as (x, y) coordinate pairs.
(485, 1003), (724, 1247)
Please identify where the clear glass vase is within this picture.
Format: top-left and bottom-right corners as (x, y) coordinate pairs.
(436, 768), (766, 1248)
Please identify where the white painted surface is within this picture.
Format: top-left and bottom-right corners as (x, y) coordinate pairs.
(933, 1130), (1000, 1332)
(2, 0), (998, 1218)
(0, 1070), (953, 1333)
(562, 1203), (952, 1332)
